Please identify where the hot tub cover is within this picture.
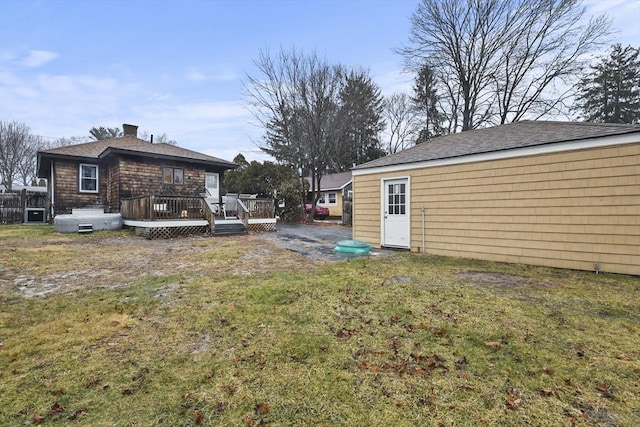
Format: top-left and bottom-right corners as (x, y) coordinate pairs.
(335, 239), (372, 254)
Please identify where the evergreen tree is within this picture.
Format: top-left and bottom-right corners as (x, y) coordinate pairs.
(575, 44), (640, 124)
(223, 156), (301, 219)
(89, 126), (122, 140)
(412, 63), (445, 142)
(331, 70), (386, 171)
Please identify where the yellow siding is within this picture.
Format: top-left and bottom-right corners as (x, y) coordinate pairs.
(353, 143), (640, 275)
(319, 191), (343, 216)
(333, 193), (343, 216)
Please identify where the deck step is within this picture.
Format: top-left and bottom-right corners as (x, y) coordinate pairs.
(214, 222), (247, 236)
(78, 223), (93, 233)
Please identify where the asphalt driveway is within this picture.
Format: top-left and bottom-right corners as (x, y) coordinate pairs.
(255, 222), (387, 262)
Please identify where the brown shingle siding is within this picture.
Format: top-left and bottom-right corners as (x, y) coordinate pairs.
(118, 158), (205, 199)
(53, 160), (105, 214)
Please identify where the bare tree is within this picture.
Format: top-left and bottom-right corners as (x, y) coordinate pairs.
(382, 93), (421, 154)
(44, 136), (89, 148)
(397, 0), (611, 132)
(244, 47), (344, 218)
(139, 131), (178, 145)
(16, 135), (43, 186)
(0, 121), (32, 190)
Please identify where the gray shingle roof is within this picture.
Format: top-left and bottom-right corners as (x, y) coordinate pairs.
(353, 121), (640, 170)
(305, 171), (352, 191)
(38, 136), (237, 168)
(38, 135), (238, 177)
(320, 171), (352, 190)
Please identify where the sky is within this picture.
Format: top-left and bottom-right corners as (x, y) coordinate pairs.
(1, 0), (639, 164)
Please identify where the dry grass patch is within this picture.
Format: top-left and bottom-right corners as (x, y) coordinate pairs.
(0, 226), (638, 426)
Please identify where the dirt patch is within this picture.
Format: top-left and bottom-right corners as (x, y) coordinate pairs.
(1, 232), (326, 298)
(453, 270), (553, 288)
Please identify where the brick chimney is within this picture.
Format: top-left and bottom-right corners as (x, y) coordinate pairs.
(122, 123), (138, 137)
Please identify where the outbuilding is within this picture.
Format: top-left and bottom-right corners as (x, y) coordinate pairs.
(351, 121), (639, 275)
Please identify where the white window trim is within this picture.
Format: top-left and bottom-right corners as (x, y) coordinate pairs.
(380, 176), (411, 249)
(79, 163), (99, 193)
(327, 192), (337, 205)
(317, 191), (338, 206)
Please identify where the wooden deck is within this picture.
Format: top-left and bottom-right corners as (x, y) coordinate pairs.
(120, 195), (276, 237)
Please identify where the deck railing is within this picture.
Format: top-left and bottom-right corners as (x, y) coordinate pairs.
(121, 195), (275, 222)
(121, 195), (206, 221)
(243, 198), (275, 218)
(235, 198), (248, 228)
(225, 195), (274, 218)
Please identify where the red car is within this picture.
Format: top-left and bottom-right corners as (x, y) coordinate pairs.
(305, 203), (329, 220)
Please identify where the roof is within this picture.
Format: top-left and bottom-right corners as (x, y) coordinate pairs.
(0, 184), (47, 193)
(306, 171), (352, 191)
(37, 136), (237, 177)
(319, 171), (352, 190)
(353, 121), (640, 170)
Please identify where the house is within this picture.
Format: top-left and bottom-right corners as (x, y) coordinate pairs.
(351, 121), (640, 275)
(36, 124), (276, 237)
(306, 171), (352, 217)
(37, 124), (236, 215)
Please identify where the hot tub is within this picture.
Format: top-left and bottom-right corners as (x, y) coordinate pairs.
(54, 209), (122, 233)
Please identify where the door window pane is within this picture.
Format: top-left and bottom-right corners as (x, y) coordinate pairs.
(387, 180), (407, 216)
(206, 173), (218, 189)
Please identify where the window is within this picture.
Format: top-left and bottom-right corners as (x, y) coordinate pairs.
(317, 192), (337, 205)
(163, 167), (184, 184)
(79, 164), (98, 193)
(387, 183), (406, 215)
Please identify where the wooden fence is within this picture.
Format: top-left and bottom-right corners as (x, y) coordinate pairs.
(0, 190), (47, 224)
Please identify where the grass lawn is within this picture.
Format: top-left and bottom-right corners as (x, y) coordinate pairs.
(0, 225), (638, 426)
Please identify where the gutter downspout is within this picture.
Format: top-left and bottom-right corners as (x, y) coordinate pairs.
(421, 206), (426, 254)
(50, 162), (55, 219)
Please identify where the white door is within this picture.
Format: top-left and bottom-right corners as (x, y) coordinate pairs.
(205, 172), (220, 201)
(382, 178), (409, 248)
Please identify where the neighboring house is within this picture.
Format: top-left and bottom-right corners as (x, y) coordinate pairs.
(306, 171), (352, 217)
(36, 124), (237, 218)
(352, 121), (640, 275)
